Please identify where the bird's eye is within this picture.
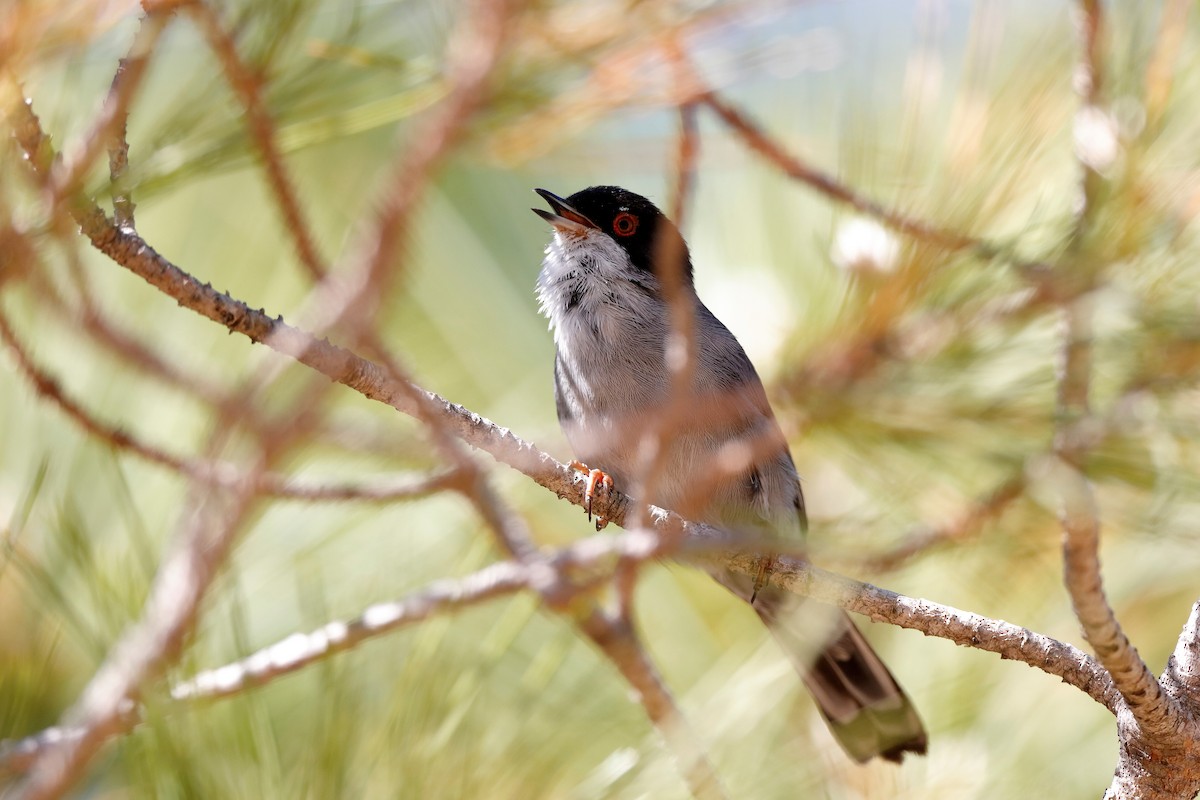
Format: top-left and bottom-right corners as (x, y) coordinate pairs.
(612, 212), (638, 237)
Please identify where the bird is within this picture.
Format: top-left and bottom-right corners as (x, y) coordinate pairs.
(531, 185), (927, 764)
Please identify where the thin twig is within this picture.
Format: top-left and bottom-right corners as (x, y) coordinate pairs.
(577, 609), (728, 800)
(1070, 0), (1108, 243)
(860, 473), (1027, 572)
(701, 89), (1002, 259)
(627, 94), (702, 536)
(36, 271), (232, 407)
(334, 0), (523, 318)
(172, 559), (543, 702)
(187, 1), (326, 281)
(1142, 0), (1190, 136)
(48, 11), (170, 208)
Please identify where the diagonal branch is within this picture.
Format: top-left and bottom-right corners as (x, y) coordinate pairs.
(576, 607), (728, 800)
(48, 9), (171, 209)
(172, 559), (548, 703)
(858, 472), (1027, 573)
(1070, 0), (1109, 243)
(700, 89), (1018, 263)
(1141, 0), (1191, 136)
(186, 0), (327, 281)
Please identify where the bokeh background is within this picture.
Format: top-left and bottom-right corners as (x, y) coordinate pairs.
(4, 0), (1200, 797)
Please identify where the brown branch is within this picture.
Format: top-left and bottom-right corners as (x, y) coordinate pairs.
(577, 609), (728, 800)
(186, 1), (326, 281)
(48, 11), (169, 208)
(700, 89), (1004, 259)
(21, 229), (237, 410)
(39, 274), (232, 408)
(1054, 304), (1184, 740)
(0, 210), (38, 287)
(1070, 0), (1109, 243)
(627, 93), (703, 534)
(715, 549), (1121, 713)
(1074, 0), (1105, 109)
(336, 0), (524, 319)
(859, 473), (1027, 573)
(1142, 0), (1190, 136)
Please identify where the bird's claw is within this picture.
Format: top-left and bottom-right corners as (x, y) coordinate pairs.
(570, 461), (613, 531)
(749, 555), (775, 605)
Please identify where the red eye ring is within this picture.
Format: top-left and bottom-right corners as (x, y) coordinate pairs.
(612, 212), (638, 237)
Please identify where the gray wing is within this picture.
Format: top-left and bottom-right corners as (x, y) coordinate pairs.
(553, 352), (576, 429)
(693, 301), (807, 536)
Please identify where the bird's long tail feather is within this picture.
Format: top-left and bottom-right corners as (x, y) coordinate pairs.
(754, 589), (927, 763)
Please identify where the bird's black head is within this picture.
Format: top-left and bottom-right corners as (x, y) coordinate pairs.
(533, 186), (693, 283)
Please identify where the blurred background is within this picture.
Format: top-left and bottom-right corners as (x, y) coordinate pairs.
(3, 0), (1200, 797)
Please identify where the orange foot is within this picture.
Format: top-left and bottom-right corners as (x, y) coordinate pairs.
(749, 555), (775, 605)
(569, 460), (614, 531)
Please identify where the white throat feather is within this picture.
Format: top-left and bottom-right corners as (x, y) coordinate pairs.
(535, 229), (662, 349)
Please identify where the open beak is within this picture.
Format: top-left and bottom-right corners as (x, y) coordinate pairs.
(532, 188), (598, 234)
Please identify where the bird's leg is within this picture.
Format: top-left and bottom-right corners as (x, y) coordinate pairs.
(750, 555), (775, 604)
(569, 460), (613, 531)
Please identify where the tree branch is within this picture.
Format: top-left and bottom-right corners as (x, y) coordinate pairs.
(712, 548), (1120, 713)
(699, 89), (1018, 263)
(186, 0), (327, 281)
(858, 473), (1027, 573)
(48, 9), (170, 209)
(576, 608), (728, 800)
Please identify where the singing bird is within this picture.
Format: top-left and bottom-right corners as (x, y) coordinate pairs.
(532, 185), (927, 763)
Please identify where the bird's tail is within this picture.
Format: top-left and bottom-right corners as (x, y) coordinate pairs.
(754, 592), (927, 763)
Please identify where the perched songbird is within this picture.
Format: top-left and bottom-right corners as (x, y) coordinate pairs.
(532, 185), (927, 763)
